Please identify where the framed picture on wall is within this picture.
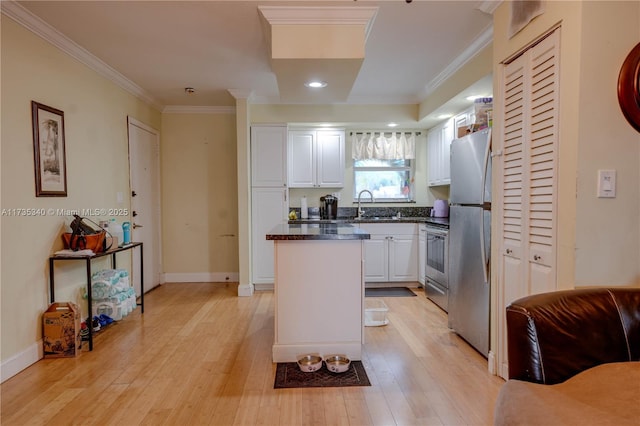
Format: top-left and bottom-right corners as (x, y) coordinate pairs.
(31, 101), (67, 197)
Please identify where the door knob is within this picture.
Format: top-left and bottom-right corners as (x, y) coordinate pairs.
(132, 223), (144, 229)
(533, 254), (541, 261)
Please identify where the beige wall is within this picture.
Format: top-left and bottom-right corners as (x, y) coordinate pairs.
(492, 1), (640, 289)
(160, 113), (238, 275)
(418, 45), (493, 121)
(251, 104), (419, 125)
(1, 17), (160, 369)
(573, 1), (640, 285)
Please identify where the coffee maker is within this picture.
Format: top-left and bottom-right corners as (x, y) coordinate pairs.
(320, 195), (338, 220)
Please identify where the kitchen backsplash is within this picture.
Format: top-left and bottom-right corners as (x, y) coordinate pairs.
(289, 206), (432, 219)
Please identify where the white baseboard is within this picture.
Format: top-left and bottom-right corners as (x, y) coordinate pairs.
(1, 341), (42, 383)
(487, 350), (497, 375)
(237, 283), (254, 297)
(161, 272), (239, 283)
(254, 283), (274, 291)
(273, 342), (362, 363)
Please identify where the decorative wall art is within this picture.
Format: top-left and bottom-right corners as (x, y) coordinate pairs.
(617, 42), (640, 133)
(31, 101), (67, 196)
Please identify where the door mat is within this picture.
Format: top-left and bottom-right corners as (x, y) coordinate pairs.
(365, 287), (416, 297)
(274, 361), (371, 389)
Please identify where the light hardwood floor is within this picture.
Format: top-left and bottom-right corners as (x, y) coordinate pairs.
(1, 283), (505, 425)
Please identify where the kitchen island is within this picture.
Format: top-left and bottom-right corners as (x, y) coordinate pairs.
(266, 223), (370, 363)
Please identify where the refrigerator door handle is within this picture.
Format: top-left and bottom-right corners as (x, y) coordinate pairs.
(479, 208), (489, 284)
(479, 128), (491, 285)
(480, 128), (492, 205)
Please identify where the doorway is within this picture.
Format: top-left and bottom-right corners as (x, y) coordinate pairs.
(127, 117), (162, 294)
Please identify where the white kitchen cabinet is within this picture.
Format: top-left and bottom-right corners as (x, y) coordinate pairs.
(360, 223), (418, 283)
(251, 125), (287, 187)
(388, 234), (418, 281)
(251, 125), (288, 287)
(418, 224), (426, 286)
(453, 106), (476, 137)
(362, 235), (388, 281)
(288, 129), (345, 188)
(427, 118), (454, 187)
(251, 187), (287, 286)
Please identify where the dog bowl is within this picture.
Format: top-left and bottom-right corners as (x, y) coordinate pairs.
(297, 355), (323, 372)
(324, 355), (351, 373)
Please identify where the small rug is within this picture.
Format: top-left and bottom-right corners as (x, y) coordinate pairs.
(274, 361), (371, 389)
(365, 287), (416, 297)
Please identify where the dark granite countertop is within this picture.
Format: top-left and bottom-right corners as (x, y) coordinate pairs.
(266, 223), (371, 241)
(288, 216), (449, 228)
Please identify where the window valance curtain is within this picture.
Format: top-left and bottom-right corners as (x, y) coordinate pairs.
(351, 131), (417, 160)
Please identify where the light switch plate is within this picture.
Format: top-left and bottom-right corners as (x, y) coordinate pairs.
(597, 170), (616, 198)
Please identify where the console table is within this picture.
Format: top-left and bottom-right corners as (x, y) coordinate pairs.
(49, 242), (144, 351)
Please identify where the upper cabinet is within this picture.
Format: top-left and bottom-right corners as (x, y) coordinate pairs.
(288, 129), (345, 188)
(427, 118), (454, 187)
(428, 106), (477, 187)
(453, 106), (476, 138)
(251, 125), (288, 187)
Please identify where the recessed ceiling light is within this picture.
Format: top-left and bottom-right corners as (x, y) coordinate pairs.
(305, 80), (328, 88)
(387, 122), (398, 127)
(185, 87), (196, 94)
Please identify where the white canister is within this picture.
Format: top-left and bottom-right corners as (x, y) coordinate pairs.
(108, 219), (124, 248)
(300, 196), (308, 219)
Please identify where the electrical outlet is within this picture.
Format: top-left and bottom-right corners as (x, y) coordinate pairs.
(597, 170), (616, 198)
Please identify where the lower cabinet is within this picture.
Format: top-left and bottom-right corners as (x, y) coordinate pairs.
(251, 187), (288, 285)
(360, 223), (418, 283)
(418, 224), (426, 286)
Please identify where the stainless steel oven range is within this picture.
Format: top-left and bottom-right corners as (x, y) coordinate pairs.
(424, 224), (449, 312)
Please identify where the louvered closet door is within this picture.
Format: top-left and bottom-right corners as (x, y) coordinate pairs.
(501, 52), (527, 310)
(526, 32), (559, 295)
(497, 28), (559, 378)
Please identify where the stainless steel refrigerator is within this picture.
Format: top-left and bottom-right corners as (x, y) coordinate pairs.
(448, 128), (491, 357)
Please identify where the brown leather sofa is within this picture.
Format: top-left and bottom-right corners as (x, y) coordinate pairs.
(494, 287), (640, 425)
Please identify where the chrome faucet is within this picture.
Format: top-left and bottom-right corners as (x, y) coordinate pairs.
(357, 190), (374, 218)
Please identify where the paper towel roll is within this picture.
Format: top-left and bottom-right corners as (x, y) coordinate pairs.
(300, 196), (308, 219)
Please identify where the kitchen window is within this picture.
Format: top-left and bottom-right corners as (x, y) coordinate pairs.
(353, 158), (413, 202)
(351, 131), (418, 202)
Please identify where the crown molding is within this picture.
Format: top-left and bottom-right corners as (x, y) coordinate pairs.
(227, 89), (255, 101)
(476, 1), (503, 15)
(162, 105), (236, 114)
(1, 1), (164, 111)
(258, 5), (378, 41)
(421, 24), (494, 99)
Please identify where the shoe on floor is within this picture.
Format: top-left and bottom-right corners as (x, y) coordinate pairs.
(99, 314), (114, 325)
(91, 316), (101, 332)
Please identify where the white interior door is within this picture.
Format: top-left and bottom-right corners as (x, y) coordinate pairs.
(128, 117), (161, 295)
